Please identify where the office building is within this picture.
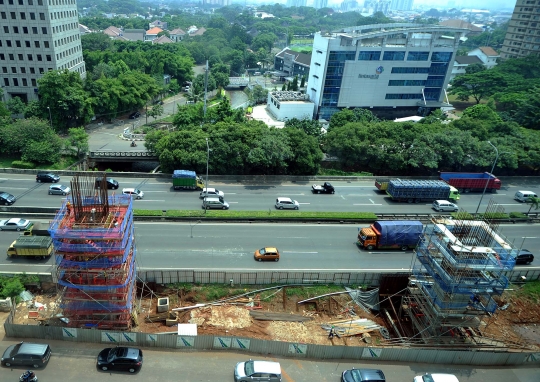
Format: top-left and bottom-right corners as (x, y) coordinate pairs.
(390, 0), (414, 11)
(313, 0), (328, 9)
(306, 24), (468, 120)
(0, 0), (86, 103)
(500, 0), (540, 59)
(286, 0), (307, 7)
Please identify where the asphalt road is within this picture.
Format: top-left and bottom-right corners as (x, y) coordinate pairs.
(1, 223), (538, 274)
(1, 174), (540, 214)
(0, 334), (539, 382)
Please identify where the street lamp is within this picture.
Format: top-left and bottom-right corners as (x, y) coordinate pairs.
(46, 106), (52, 128)
(475, 141), (510, 215)
(205, 137), (210, 215)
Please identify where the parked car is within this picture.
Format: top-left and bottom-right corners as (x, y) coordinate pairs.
(36, 172), (60, 183)
(48, 185), (71, 195)
(122, 188), (144, 199)
(413, 373), (459, 382)
(275, 197), (299, 210)
(234, 360), (282, 382)
(0, 218), (32, 231)
(0, 192), (16, 205)
(95, 177), (119, 190)
(516, 249), (534, 265)
(129, 111), (141, 119)
(1, 342), (51, 368)
(342, 368), (385, 382)
(254, 247), (280, 262)
(97, 347), (143, 373)
(199, 187), (224, 199)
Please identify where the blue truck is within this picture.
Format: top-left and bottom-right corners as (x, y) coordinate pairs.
(386, 179), (460, 203)
(357, 220), (424, 251)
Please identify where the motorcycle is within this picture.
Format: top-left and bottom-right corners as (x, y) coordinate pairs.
(20, 370), (38, 382)
(130, 141), (137, 147)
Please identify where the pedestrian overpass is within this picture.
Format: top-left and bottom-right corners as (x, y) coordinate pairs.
(227, 77), (249, 88)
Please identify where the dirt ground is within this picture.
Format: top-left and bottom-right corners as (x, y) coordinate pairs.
(10, 287), (540, 349)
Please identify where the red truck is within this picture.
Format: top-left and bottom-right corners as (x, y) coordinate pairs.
(439, 172), (501, 193)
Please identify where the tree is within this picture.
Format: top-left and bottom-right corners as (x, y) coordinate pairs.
(6, 97), (26, 115)
(300, 76), (306, 88)
(285, 118), (323, 139)
(527, 196), (540, 214)
(0, 276), (24, 300)
(284, 127), (323, 175)
(465, 63), (486, 75)
(147, 104), (164, 120)
(449, 70), (508, 104)
(67, 127), (89, 158)
(291, 76), (299, 91)
(247, 128), (293, 174)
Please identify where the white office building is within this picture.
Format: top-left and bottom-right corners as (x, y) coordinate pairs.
(307, 24), (468, 120)
(0, 0), (86, 102)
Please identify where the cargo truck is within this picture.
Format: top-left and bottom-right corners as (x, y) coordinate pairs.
(7, 236), (54, 259)
(439, 172), (501, 193)
(386, 179), (460, 203)
(172, 170), (205, 190)
(375, 179), (390, 191)
(23, 221), (50, 236)
(357, 220), (423, 251)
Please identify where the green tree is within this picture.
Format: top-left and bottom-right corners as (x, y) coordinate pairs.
(67, 127), (90, 158)
(284, 118), (323, 139)
(449, 70), (508, 104)
(0, 276), (24, 299)
(247, 128), (293, 174)
(284, 127), (323, 175)
(465, 63), (486, 74)
(300, 76), (306, 88)
(527, 196), (540, 214)
(291, 76), (299, 91)
(147, 104), (164, 120)
(6, 97), (26, 115)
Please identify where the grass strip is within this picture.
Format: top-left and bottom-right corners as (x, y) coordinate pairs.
(134, 209), (377, 220)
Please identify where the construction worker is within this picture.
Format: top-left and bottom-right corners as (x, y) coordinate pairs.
(66, 201), (72, 215)
(328, 325), (336, 339)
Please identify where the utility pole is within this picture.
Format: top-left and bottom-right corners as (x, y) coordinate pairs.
(203, 60), (209, 118)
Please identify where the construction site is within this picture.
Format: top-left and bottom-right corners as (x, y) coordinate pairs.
(9, 183), (540, 350)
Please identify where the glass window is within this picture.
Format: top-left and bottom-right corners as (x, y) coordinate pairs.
(44, 41), (49, 48)
(0, 12), (5, 19)
(31, 78), (37, 86)
(8, 54), (14, 60)
(30, 13), (35, 20)
(22, 78), (27, 86)
(10, 12), (16, 19)
(41, 27), (47, 34)
(35, 41), (40, 48)
(3, 26), (8, 33)
(18, 54), (23, 60)
(0, 54), (3, 60)
(15, 40), (21, 47)
(431, 52), (452, 62)
(13, 78), (18, 86)
(383, 51), (405, 61)
(407, 51), (429, 61)
(23, 26), (28, 34)
(25, 41), (30, 47)
(32, 27), (38, 34)
(13, 26), (19, 34)
(40, 13), (45, 20)
(358, 51), (381, 60)
(30, 67), (35, 74)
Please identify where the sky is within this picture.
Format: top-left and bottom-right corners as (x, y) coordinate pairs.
(411, 0), (514, 9)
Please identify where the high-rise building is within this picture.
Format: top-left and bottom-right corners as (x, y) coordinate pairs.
(0, 0), (86, 103)
(313, 0), (329, 9)
(286, 0), (307, 7)
(341, 0), (358, 12)
(390, 0), (414, 11)
(500, 0), (540, 59)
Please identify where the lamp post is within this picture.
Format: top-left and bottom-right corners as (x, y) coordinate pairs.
(46, 106), (52, 128)
(475, 141), (510, 215)
(205, 137), (210, 215)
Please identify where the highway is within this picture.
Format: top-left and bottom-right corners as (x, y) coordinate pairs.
(1, 174), (540, 213)
(1, 222), (538, 274)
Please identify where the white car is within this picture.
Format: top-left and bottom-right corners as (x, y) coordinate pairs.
(414, 374), (459, 382)
(0, 218), (32, 231)
(122, 188), (144, 199)
(199, 187), (224, 199)
(275, 197), (299, 210)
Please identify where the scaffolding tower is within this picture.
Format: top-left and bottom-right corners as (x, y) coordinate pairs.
(403, 202), (520, 342)
(50, 174), (136, 330)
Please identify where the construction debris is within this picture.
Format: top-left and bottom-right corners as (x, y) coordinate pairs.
(250, 311), (312, 322)
(322, 318), (382, 337)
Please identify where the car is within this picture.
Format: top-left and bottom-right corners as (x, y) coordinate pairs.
(48, 184), (71, 195)
(36, 172), (60, 183)
(97, 346), (143, 373)
(1, 342), (52, 368)
(312, 182), (335, 194)
(199, 187), (224, 199)
(275, 197), (299, 210)
(0, 192), (16, 205)
(342, 368), (385, 382)
(129, 111), (141, 119)
(432, 200), (459, 212)
(234, 360), (282, 382)
(254, 247), (280, 262)
(95, 177), (119, 190)
(202, 196), (229, 210)
(0, 218), (32, 231)
(122, 188), (144, 199)
(515, 249), (534, 265)
(413, 373), (459, 382)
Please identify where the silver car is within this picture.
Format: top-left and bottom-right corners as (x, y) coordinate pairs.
(234, 360), (282, 382)
(0, 218), (32, 231)
(48, 184), (71, 195)
(275, 197), (299, 210)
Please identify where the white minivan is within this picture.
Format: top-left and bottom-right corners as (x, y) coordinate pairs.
(514, 190), (538, 202)
(432, 200), (459, 212)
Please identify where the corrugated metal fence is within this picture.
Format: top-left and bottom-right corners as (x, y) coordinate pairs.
(4, 319), (539, 366)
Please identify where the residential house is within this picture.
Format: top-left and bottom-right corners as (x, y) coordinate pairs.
(145, 27), (163, 42)
(439, 19), (484, 36)
(103, 26), (123, 39)
(468, 46), (499, 69)
(79, 24), (92, 36)
(274, 48), (311, 80)
(169, 28), (186, 42)
(122, 29), (145, 42)
(449, 55), (483, 83)
(149, 20), (168, 30)
(153, 35), (174, 45)
(189, 27), (206, 37)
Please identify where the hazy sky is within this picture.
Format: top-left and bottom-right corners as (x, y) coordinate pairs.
(411, 0), (515, 9)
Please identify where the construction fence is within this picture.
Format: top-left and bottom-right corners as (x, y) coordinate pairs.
(3, 314), (539, 366)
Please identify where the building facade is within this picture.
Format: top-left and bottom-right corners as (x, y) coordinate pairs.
(313, 0), (328, 9)
(390, 0), (413, 11)
(500, 0), (540, 59)
(0, 0), (86, 102)
(306, 24), (468, 120)
(274, 48), (311, 80)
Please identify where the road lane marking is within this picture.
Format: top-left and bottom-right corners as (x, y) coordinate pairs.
(282, 251), (318, 254)
(137, 200), (165, 202)
(353, 203), (382, 205)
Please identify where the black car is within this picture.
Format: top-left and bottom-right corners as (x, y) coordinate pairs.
(0, 192), (16, 205)
(95, 177), (119, 190)
(129, 111), (140, 119)
(342, 368), (386, 382)
(1, 342), (51, 368)
(516, 249), (534, 265)
(36, 172), (60, 183)
(97, 347), (143, 373)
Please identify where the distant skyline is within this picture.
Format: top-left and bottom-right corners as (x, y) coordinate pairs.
(251, 0), (516, 10)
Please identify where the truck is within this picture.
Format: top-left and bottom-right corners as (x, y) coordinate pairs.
(311, 182), (335, 194)
(375, 178), (390, 192)
(357, 220), (423, 251)
(7, 235), (54, 259)
(439, 172), (501, 193)
(23, 221), (50, 236)
(386, 179), (460, 203)
(172, 170), (205, 190)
